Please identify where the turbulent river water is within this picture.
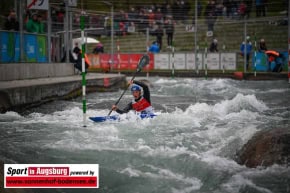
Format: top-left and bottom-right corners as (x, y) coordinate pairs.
(1, 77), (290, 193)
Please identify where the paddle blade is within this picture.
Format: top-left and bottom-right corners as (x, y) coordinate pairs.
(137, 54), (150, 72)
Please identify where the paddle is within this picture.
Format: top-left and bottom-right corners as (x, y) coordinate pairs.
(107, 54), (150, 116)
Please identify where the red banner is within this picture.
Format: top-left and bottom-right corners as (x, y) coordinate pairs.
(97, 53), (155, 71)
(118, 53), (131, 70)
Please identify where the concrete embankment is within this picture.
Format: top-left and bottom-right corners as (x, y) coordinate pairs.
(0, 63), (126, 113)
(0, 74), (126, 113)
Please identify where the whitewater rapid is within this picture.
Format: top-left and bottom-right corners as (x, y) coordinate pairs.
(0, 77), (289, 193)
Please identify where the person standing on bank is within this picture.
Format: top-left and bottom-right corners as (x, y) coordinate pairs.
(258, 38), (267, 52)
(209, 38), (218, 52)
(112, 80), (153, 114)
(240, 36), (252, 70)
(164, 15), (175, 48)
(4, 9), (19, 31)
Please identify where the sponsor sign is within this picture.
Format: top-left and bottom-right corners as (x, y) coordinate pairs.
(186, 53), (203, 70)
(173, 53), (186, 69)
(27, 0), (49, 10)
(154, 53), (169, 69)
(206, 53), (220, 70)
(4, 164), (99, 188)
(221, 53), (236, 70)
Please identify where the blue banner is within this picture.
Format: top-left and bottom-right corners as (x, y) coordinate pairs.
(0, 31), (47, 63)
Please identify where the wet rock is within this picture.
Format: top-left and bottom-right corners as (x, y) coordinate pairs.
(236, 128), (290, 168)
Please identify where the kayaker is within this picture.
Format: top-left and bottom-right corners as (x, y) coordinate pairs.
(112, 80), (153, 114)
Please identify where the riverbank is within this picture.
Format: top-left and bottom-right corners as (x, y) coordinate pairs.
(0, 73), (126, 113)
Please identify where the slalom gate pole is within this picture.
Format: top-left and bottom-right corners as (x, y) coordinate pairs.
(205, 36), (208, 80)
(222, 23), (226, 73)
(146, 27), (150, 78)
(222, 43), (226, 73)
(196, 45), (199, 74)
(117, 38), (120, 74)
(288, 2), (290, 83)
(254, 32), (257, 77)
(194, 0), (198, 75)
(171, 40), (175, 79)
(80, 12), (87, 127)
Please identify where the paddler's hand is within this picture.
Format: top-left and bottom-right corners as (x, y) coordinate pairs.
(112, 105), (118, 111)
(128, 80), (134, 86)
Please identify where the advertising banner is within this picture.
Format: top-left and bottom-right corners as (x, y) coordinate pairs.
(172, 53), (186, 69)
(36, 35), (47, 62)
(24, 34), (37, 62)
(186, 53), (195, 70)
(154, 53), (170, 69)
(0, 32), (20, 62)
(129, 53), (143, 70)
(221, 53), (237, 70)
(118, 53), (130, 70)
(99, 54), (119, 70)
(206, 53), (220, 70)
(186, 53), (203, 70)
(27, 0), (49, 10)
(87, 54), (100, 68)
(4, 164), (99, 188)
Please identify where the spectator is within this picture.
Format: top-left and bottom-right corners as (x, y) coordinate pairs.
(197, 1), (203, 17)
(183, 0), (191, 21)
(149, 41), (160, 53)
(37, 14), (45, 33)
(164, 15), (175, 48)
(245, 0), (252, 18)
(205, 1), (217, 31)
(172, 0), (181, 21)
(73, 43), (81, 55)
(223, 0), (232, 18)
(155, 24), (164, 50)
(209, 38), (218, 52)
(26, 13), (44, 33)
(240, 35), (252, 70)
(92, 42), (104, 54)
(4, 9), (19, 31)
(258, 38), (267, 52)
(155, 8), (163, 25)
(256, 0), (266, 17)
(238, 1), (246, 19)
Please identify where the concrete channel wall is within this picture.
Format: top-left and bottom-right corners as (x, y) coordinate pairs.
(0, 63), (75, 81)
(0, 63), (126, 112)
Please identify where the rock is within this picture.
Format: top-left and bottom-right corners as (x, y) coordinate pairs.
(235, 127), (290, 168)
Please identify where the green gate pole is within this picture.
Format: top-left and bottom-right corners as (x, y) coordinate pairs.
(171, 42), (175, 79)
(81, 13), (87, 127)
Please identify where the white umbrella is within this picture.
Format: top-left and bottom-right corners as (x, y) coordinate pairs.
(73, 37), (100, 44)
(72, 37), (100, 49)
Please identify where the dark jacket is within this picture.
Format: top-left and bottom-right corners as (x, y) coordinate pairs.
(4, 18), (19, 31)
